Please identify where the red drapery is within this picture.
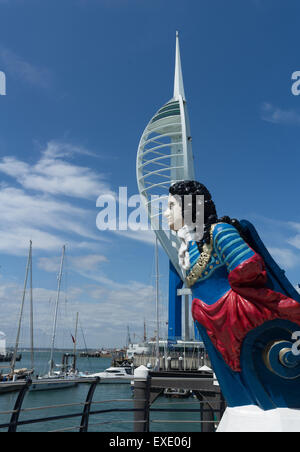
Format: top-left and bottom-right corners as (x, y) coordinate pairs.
(192, 253), (300, 372)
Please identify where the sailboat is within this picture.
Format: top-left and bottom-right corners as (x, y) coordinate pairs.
(0, 241), (34, 394)
(30, 246), (78, 392)
(130, 238), (160, 393)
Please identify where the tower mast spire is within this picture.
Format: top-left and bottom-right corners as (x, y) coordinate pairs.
(173, 31), (186, 101)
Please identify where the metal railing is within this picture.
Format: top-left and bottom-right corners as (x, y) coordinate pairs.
(0, 376), (224, 432)
(0, 378), (144, 433)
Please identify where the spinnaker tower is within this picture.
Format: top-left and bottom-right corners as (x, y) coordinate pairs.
(137, 33), (197, 341)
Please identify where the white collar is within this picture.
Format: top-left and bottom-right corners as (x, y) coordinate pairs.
(177, 225), (202, 271)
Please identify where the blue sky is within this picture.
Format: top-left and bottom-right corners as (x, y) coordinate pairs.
(0, 0), (300, 349)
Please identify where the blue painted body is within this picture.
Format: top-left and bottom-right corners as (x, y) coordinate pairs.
(167, 261), (202, 343)
(168, 261), (183, 341)
(240, 220), (300, 302)
(189, 223), (255, 305)
(190, 221), (300, 409)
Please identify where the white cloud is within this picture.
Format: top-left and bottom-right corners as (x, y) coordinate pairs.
(288, 221), (300, 233)
(0, 141), (114, 200)
(0, 140), (165, 347)
(38, 254), (108, 273)
(246, 215), (300, 272)
(0, 141), (164, 254)
(0, 140), (117, 255)
(0, 186), (104, 254)
(287, 235), (300, 250)
(114, 228), (155, 245)
(0, 46), (52, 89)
(284, 222), (300, 251)
(0, 275), (158, 349)
(261, 102), (300, 126)
(71, 254), (108, 270)
(267, 247), (299, 270)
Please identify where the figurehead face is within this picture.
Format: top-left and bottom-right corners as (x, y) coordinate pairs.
(164, 180), (217, 235)
(164, 194), (184, 232)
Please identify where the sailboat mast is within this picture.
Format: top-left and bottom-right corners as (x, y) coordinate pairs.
(144, 319), (147, 343)
(11, 241), (32, 376)
(29, 242), (34, 371)
(72, 312), (79, 372)
(49, 245), (65, 376)
(155, 236), (160, 369)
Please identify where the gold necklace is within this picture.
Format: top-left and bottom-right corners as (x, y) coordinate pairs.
(185, 224), (216, 288)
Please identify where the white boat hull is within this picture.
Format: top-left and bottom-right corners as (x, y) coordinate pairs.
(0, 381), (25, 394)
(79, 369), (134, 384)
(79, 374), (133, 384)
(29, 378), (78, 392)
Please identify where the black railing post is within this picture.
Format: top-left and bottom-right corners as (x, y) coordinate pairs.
(79, 377), (99, 432)
(220, 392), (226, 419)
(194, 391), (215, 433)
(8, 379), (32, 432)
(144, 375), (151, 432)
(134, 372), (151, 432)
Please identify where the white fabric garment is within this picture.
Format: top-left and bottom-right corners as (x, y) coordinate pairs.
(177, 225), (202, 271)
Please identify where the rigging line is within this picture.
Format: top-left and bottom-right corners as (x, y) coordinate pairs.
(62, 249), (73, 349)
(144, 239), (156, 341)
(79, 320), (93, 372)
(11, 241), (32, 375)
(29, 241), (34, 370)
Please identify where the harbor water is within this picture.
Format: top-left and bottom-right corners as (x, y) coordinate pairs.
(0, 351), (204, 432)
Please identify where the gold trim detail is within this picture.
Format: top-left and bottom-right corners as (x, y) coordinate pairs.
(186, 224), (216, 288)
(279, 348), (292, 366)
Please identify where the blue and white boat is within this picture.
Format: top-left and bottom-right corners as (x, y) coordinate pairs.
(79, 365), (134, 384)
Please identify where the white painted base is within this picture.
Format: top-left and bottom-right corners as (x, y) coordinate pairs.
(217, 405), (300, 432)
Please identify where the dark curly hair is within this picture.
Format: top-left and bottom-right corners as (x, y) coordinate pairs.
(169, 180), (244, 254)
